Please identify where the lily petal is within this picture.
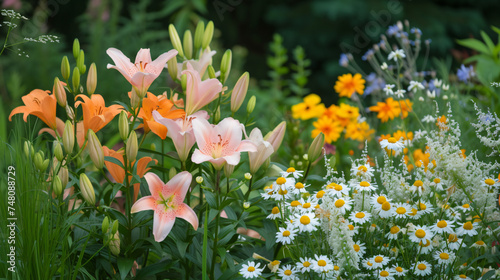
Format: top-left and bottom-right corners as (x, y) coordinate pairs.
(177, 203), (199, 230)
(131, 196), (156, 213)
(153, 210), (175, 242)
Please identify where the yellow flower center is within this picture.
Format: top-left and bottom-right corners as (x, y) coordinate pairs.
(374, 256), (383, 263)
(459, 275), (467, 279)
(300, 216), (310, 225)
(414, 180), (423, 187)
(382, 202), (391, 211)
(247, 266), (255, 272)
(367, 261), (373, 266)
(409, 208), (418, 216)
(417, 263), (426, 270)
(333, 183), (343, 191)
(371, 224), (377, 228)
(284, 270), (292, 276)
(419, 203), (427, 210)
(358, 166), (368, 172)
(360, 181), (370, 187)
(278, 189), (288, 195)
(355, 212), (365, 219)
(419, 240), (431, 247)
(415, 229), (426, 238)
(286, 167), (296, 173)
(380, 271), (389, 277)
(271, 207), (280, 214)
(485, 178), (495, 185)
(295, 182), (304, 189)
(448, 234), (458, 243)
(396, 267), (403, 272)
(462, 203), (470, 208)
(282, 230), (290, 237)
(276, 177), (287, 185)
(303, 202), (311, 209)
(475, 240), (485, 246)
(271, 260), (280, 266)
(377, 196), (387, 204)
(388, 137), (397, 143)
(290, 201), (301, 207)
(439, 252), (449, 260)
(316, 190), (325, 198)
(335, 199), (345, 208)
(437, 220), (447, 228)
(463, 222), (473, 230)
(303, 261), (310, 267)
(433, 178), (441, 183)
(390, 226), (400, 234)
(348, 224), (354, 230)
(353, 244), (360, 252)
(334, 265), (339, 270)
(396, 207), (407, 214)
(318, 260), (326, 267)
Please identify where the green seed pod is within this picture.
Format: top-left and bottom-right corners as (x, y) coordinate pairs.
(111, 220), (119, 235)
(54, 141), (64, 162)
(181, 74), (187, 92)
(202, 21), (214, 49)
(246, 95), (256, 114)
(126, 131), (138, 162)
(53, 175), (63, 197)
(63, 121), (75, 154)
(79, 173), (96, 205)
(34, 152), (44, 171)
(168, 24), (184, 58)
(118, 111), (129, 141)
(72, 67), (80, 93)
(102, 217), (110, 233)
(167, 55), (178, 81)
(207, 65), (216, 79)
(87, 63), (97, 95)
(87, 130), (104, 169)
(77, 50), (86, 75)
(307, 132), (325, 163)
(169, 167), (177, 180)
(61, 56), (71, 81)
(220, 49), (232, 83)
(183, 30), (193, 60)
(194, 21), (205, 51)
(73, 38), (80, 60)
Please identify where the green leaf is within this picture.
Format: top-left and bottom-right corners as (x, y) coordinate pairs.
(139, 147), (180, 161)
(481, 270), (496, 279)
(481, 31), (496, 53)
(104, 156), (124, 169)
(457, 38), (490, 55)
(204, 190), (217, 209)
(117, 257), (134, 280)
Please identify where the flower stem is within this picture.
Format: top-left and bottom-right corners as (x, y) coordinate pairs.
(210, 170), (221, 279)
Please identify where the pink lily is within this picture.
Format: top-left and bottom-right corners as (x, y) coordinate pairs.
(183, 62), (223, 116)
(131, 171), (198, 242)
(247, 128), (274, 174)
(170, 49), (217, 80)
(152, 110), (209, 162)
(191, 117), (256, 170)
(107, 48), (178, 97)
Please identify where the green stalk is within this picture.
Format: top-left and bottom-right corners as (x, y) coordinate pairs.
(202, 209), (208, 280)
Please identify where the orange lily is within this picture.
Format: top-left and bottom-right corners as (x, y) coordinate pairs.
(103, 146), (157, 202)
(75, 94), (123, 135)
(9, 89), (58, 131)
(137, 92), (185, 139)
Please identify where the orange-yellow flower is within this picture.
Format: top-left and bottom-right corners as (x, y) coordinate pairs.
(345, 121), (375, 141)
(335, 103), (360, 127)
(312, 116), (343, 144)
(334, 73), (365, 98)
(292, 94), (326, 120)
(75, 94), (123, 134)
(392, 130), (413, 141)
(397, 99), (413, 119)
(103, 147), (157, 202)
(9, 89), (58, 130)
(369, 98), (401, 123)
(137, 93), (185, 139)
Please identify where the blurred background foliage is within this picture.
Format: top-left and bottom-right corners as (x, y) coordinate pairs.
(2, 0), (500, 137)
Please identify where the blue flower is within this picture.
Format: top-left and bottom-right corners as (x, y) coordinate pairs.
(411, 28), (422, 35)
(457, 64), (475, 83)
(387, 24), (399, 37)
(362, 49), (374, 61)
(339, 53), (349, 67)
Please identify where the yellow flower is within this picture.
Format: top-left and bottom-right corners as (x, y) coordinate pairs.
(336, 103), (360, 127)
(334, 73), (365, 98)
(345, 121), (374, 141)
(392, 130), (413, 141)
(398, 99), (413, 119)
(369, 97), (401, 122)
(312, 117), (343, 144)
(292, 94), (326, 120)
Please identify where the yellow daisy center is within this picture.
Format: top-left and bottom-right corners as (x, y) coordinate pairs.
(414, 180), (423, 187)
(380, 271), (389, 277)
(276, 177), (287, 185)
(300, 216), (310, 225)
(360, 181), (370, 187)
(462, 203), (470, 208)
(316, 190), (325, 198)
(433, 178), (441, 183)
(377, 196), (387, 204)
(437, 220), (447, 228)
(396, 207), (407, 214)
(396, 267), (403, 272)
(419, 203), (427, 210)
(247, 266), (255, 272)
(459, 275), (467, 279)
(415, 229), (426, 238)
(333, 183), (343, 191)
(271, 207), (280, 214)
(381, 202), (391, 211)
(355, 212), (365, 219)
(348, 224), (354, 230)
(334, 265), (339, 270)
(417, 263), (426, 270)
(318, 260), (326, 267)
(295, 182), (304, 189)
(358, 166), (368, 172)
(271, 260), (280, 266)
(390, 226), (400, 234)
(284, 270), (292, 276)
(448, 234), (458, 242)
(485, 178), (495, 185)
(291, 201), (301, 207)
(353, 244), (360, 252)
(475, 240), (485, 246)
(463, 222), (473, 230)
(335, 199), (345, 208)
(282, 230), (290, 237)
(303, 261), (310, 267)
(388, 137), (397, 144)
(374, 256), (383, 263)
(286, 167), (296, 173)
(303, 202), (311, 209)
(440, 252), (449, 260)
(278, 189), (287, 195)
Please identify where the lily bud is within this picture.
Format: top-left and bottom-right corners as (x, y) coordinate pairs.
(63, 121), (75, 154)
(183, 30), (193, 59)
(73, 38), (80, 59)
(207, 65), (216, 79)
(102, 216), (110, 233)
(66, 106), (75, 121)
(34, 152), (44, 171)
(111, 219), (119, 234)
(72, 67), (80, 93)
(77, 50), (86, 75)
(61, 56), (71, 81)
(196, 176), (204, 184)
(87, 63), (97, 95)
(53, 175), (63, 197)
(246, 95), (256, 114)
(169, 167), (177, 179)
(167, 55), (178, 81)
(54, 141), (64, 162)
(87, 130), (104, 169)
(220, 49), (232, 84)
(53, 77), (66, 107)
(264, 121), (286, 155)
(224, 164), (235, 178)
(117, 111), (129, 141)
(126, 131), (138, 162)
(307, 132), (325, 163)
(214, 106), (221, 124)
(230, 72), (249, 113)
(181, 74), (187, 92)
(109, 231), (120, 256)
(169, 24), (184, 58)
(130, 88), (141, 108)
(243, 202), (250, 209)
(24, 141), (34, 158)
(194, 21), (205, 51)
(79, 173), (96, 205)
(202, 21), (214, 49)
(59, 166), (69, 188)
(244, 173), (252, 180)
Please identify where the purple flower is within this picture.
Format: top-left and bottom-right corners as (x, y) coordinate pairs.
(457, 64), (475, 83)
(339, 53), (349, 67)
(362, 49), (374, 61)
(387, 24), (399, 37)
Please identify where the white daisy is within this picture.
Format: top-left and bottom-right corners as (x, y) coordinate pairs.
(351, 163), (375, 179)
(408, 81), (425, 92)
(312, 255), (334, 273)
(409, 225), (433, 243)
(267, 206), (281, 220)
(393, 202), (411, 219)
(431, 177), (444, 191)
(296, 257), (314, 273)
(456, 203), (472, 213)
(347, 223), (359, 235)
(417, 239), (434, 254)
(294, 212), (319, 233)
(372, 255), (391, 269)
(409, 179), (426, 195)
(407, 206), (423, 220)
(291, 182), (308, 195)
(415, 200), (433, 214)
(378, 201), (395, 218)
(430, 219), (455, 234)
(394, 89), (406, 98)
(331, 197), (353, 214)
(298, 197), (318, 213)
(380, 137), (404, 154)
(240, 261), (263, 279)
(414, 260), (432, 276)
(314, 190), (326, 200)
(422, 115), (436, 123)
(361, 258), (376, 270)
(447, 233), (462, 250)
(392, 264), (407, 276)
(483, 178), (499, 191)
(274, 176), (295, 191)
(277, 264), (299, 280)
(288, 200), (302, 212)
(388, 49), (406, 62)
(470, 240), (487, 249)
(454, 274), (472, 280)
(276, 227), (297, 245)
(384, 84), (395, 95)
(271, 186), (292, 201)
(370, 194), (391, 208)
(349, 211), (372, 224)
(281, 167), (304, 179)
(456, 221), (478, 237)
(325, 182), (350, 197)
(352, 180), (377, 192)
(377, 268), (397, 280)
(261, 185), (276, 200)
(352, 241), (366, 257)
(386, 225), (401, 240)
(433, 250), (455, 265)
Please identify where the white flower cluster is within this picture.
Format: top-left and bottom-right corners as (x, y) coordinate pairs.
(1, 9), (28, 20)
(471, 102), (500, 156)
